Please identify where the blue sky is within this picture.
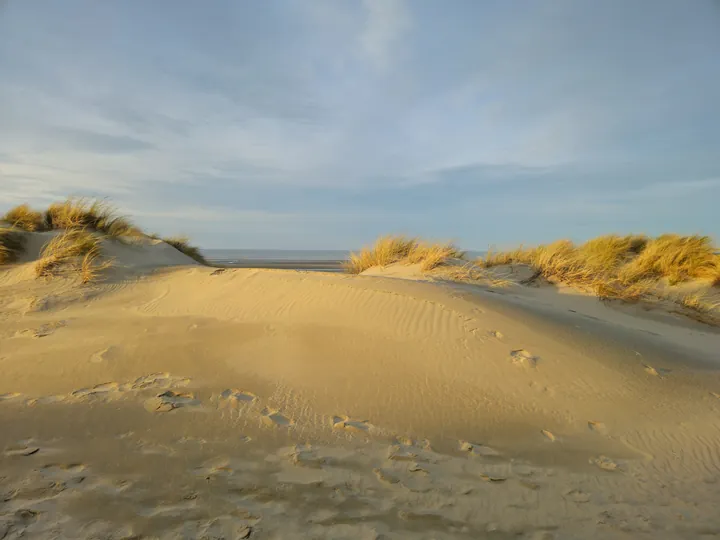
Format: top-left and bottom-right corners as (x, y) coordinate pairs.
(1, 0), (719, 249)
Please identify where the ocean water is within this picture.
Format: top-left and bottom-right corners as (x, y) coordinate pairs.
(203, 248), (485, 264)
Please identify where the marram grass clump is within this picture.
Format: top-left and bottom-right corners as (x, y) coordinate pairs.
(34, 229), (107, 281)
(480, 234), (718, 286)
(161, 236), (208, 265)
(2, 198), (142, 237)
(344, 235), (464, 274)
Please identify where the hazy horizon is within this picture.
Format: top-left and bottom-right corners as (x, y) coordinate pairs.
(2, 1), (719, 249)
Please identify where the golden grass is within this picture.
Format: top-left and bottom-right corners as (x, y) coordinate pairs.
(44, 198), (141, 237)
(162, 236), (208, 265)
(344, 235), (464, 274)
(477, 234), (720, 307)
(0, 228), (26, 264)
(35, 229), (109, 282)
(80, 245), (113, 284)
(619, 235), (719, 285)
(2, 204), (45, 231)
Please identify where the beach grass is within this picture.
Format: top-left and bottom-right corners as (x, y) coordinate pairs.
(0, 228), (26, 264)
(35, 229), (106, 281)
(161, 236), (208, 265)
(44, 198), (142, 237)
(479, 234), (720, 293)
(1, 204), (45, 231)
(344, 235), (464, 274)
(2, 198), (141, 237)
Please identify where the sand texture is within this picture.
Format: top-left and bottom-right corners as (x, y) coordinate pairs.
(2, 240), (720, 539)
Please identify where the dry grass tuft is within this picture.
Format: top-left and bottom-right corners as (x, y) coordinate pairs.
(35, 229), (109, 283)
(619, 235), (718, 285)
(44, 198), (141, 237)
(2, 204), (45, 231)
(162, 236), (208, 265)
(1, 198), (142, 238)
(0, 228), (26, 264)
(80, 245), (113, 284)
(476, 233), (720, 311)
(344, 236), (463, 274)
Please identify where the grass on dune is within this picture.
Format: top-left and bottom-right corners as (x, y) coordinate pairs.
(2, 204), (45, 231)
(35, 229), (110, 282)
(478, 234), (720, 307)
(2, 198), (142, 237)
(344, 235), (464, 274)
(160, 236), (208, 265)
(44, 198), (142, 237)
(0, 228), (26, 264)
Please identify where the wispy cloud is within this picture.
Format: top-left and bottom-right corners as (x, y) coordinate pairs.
(0, 0), (718, 247)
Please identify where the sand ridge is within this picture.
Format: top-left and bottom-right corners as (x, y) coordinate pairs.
(2, 257), (720, 538)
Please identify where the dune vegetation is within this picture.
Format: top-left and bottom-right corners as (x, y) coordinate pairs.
(1, 198), (208, 281)
(0, 228), (26, 264)
(344, 235), (464, 274)
(478, 234), (720, 318)
(479, 234), (719, 288)
(34, 228), (108, 283)
(156, 236), (208, 265)
(2, 198), (143, 238)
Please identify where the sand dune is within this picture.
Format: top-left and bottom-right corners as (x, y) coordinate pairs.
(2, 236), (720, 538)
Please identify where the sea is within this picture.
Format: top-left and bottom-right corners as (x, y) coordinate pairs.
(202, 249), (485, 272)
(202, 249), (351, 264)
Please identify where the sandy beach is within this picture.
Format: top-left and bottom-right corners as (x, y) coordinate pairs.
(0, 230), (719, 539)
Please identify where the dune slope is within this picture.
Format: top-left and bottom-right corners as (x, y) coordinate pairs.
(1, 252), (720, 538)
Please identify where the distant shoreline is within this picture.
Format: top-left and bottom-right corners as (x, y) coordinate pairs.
(206, 258), (346, 272)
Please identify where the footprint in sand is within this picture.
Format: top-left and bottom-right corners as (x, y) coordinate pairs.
(541, 429), (557, 442)
(3, 445), (40, 457)
(0, 392), (23, 402)
(643, 364), (671, 377)
(25, 394), (69, 406)
(590, 455), (619, 471)
(489, 330), (504, 339)
(220, 389), (258, 406)
(261, 408), (294, 427)
(194, 457), (235, 478)
(588, 421), (609, 435)
(478, 472), (507, 483)
(331, 415), (371, 434)
(132, 372), (173, 390)
(72, 382), (120, 399)
(459, 440), (502, 457)
(290, 446), (328, 468)
(144, 390), (201, 412)
(373, 467), (401, 486)
(509, 349), (539, 366)
(30, 320), (68, 338)
(564, 489), (591, 503)
(387, 444), (426, 462)
(90, 346), (120, 364)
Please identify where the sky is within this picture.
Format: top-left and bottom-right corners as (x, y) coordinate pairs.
(1, 0), (719, 250)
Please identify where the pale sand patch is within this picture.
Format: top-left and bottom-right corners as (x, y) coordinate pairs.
(1, 242), (720, 537)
